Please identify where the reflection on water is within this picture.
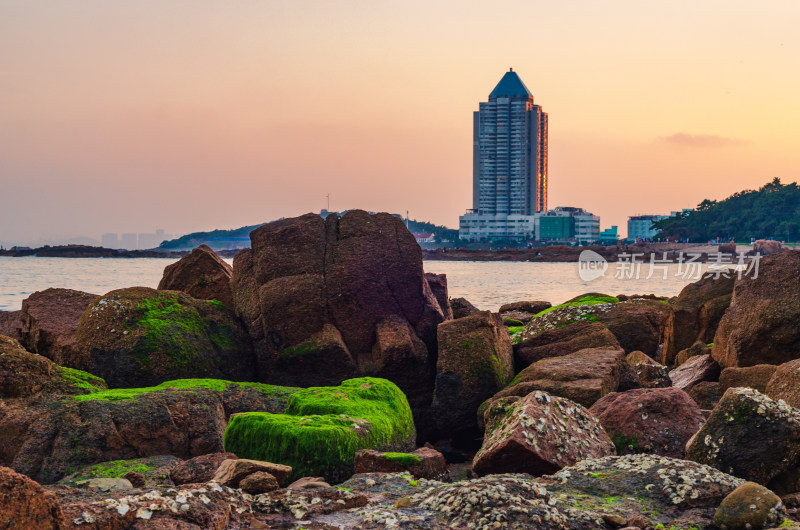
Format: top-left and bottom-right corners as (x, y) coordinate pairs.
(0, 256), (710, 312)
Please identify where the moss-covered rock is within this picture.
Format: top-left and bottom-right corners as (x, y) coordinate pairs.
(74, 287), (255, 387)
(714, 481), (784, 529)
(223, 377), (415, 482)
(58, 455), (182, 488)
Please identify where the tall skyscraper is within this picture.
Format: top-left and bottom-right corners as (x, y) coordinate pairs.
(460, 69), (549, 241)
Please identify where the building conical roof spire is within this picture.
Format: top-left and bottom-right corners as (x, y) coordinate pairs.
(489, 68), (533, 98)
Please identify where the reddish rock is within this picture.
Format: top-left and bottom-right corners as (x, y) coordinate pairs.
(661, 273), (734, 367)
(689, 381), (723, 410)
(73, 287), (254, 388)
(513, 321), (621, 371)
(686, 387), (800, 484)
(501, 347), (626, 408)
(121, 471), (145, 487)
(713, 252), (800, 368)
(212, 458), (292, 487)
(233, 211), (446, 429)
(754, 239), (784, 255)
(594, 299), (670, 358)
(589, 388), (706, 458)
(425, 272), (453, 320)
(450, 297), (480, 319)
(353, 447), (448, 480)
(0, 334), (105, 399)
(170, 452), (238, 485)
(0, 310), (21, 341)
(766, 359), (800, 408)
(718, 242), (737, 255)
(472, 391), (615, 476)
(158, 244), (234, 308)
(719, 364), (778, 393)
(669, 354), (720, 392)
(714, 481), (784, 530)
(0, 466), (65, 529)
(239, 471), (280, 494)
(431, 311), (514, 437)
(19, 288), (98, 367)
(626, 350), (671, 388)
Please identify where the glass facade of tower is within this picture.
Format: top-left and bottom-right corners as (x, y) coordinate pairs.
(460, 69), (549, 241)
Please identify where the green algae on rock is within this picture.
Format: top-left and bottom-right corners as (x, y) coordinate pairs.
(223, 377), (415, 482)
(72, 378), (299, 403)
(74, 287), (255, 387)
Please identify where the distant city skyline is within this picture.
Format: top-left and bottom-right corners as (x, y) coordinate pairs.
(2, 1), (799, 241)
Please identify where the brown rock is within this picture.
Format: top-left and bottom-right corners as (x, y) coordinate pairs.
(669, 354), (720, 392)
(766, 359), (800, 408)
(73, 286), (255, 388)
(689, 381), (723, 409)
(675, 341), (712, 366)
(499, 300), (552, 315)
(450, 297), (480, 319)
(212, 458), (292, 487)
(0, 310), (21, 341)
(369, 316), (431, 409)
(502, 347), (625, 408)
(472, 391), (615, 476)
(353, 447), (448, 480)
(720, 364), (778, 393)
(514, 321), (621, 371)
(239, 471), (279, 494)
(686, 387), (800, 484)
(170, 452), (238, 485)
(714, 481), (784, 530)
(121, 471), (145, 488)
(754, 239), (784, 255)
(719, 242), (737, 255)
(594, 299), (670, 357)
(431, 311), (514, 437)
(0, 466), (65, 529)
(661, 273), (734, 366)
(425, 272), (453, 320)
(158, 244), (234, 308)
(589, 387), (706, 458)
(626, 350), (671, 388)
(287, 476), (331, 489)
(713, 252), (800, 368)
(19, 288), (98, 367)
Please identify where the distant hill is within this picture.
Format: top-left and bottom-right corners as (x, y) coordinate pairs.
(158, 212), (458, 251)
(654, 178), (800, 242)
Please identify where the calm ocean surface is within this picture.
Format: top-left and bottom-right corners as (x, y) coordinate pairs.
(0, 256), (713, 312)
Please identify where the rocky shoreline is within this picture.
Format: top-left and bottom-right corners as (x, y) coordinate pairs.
(2, 210), (800, 529)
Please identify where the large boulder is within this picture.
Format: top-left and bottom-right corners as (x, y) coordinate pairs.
(498, 347), (625, 408)
(766, 359), (800, 408)
(669, 353), (720, 392)
(593, 299), (670, 357)
(589, 387), (705, 458)
(0, 466), (65, 529)
(19, 288), (98, 367)
(472, 391), (615, 476)
(714, 481), (784, 530)
(661, 273), (734, 366)
(720, 364), (778, 393)
(513, 321), (621, 370)
(158, 244), (234, 308)
(542, 454), (746, 529)
(353, 447), (448, 480)
(231, 211), (445, 427)
(713, 252), (800, 368)
(223, 377), (415, 483)
(686, 387), (800, 484)
(1, 376), (297, 484)
(73, 287), (254, 387)
(430, 311), (514, 437)
(0, 310), (21, 341)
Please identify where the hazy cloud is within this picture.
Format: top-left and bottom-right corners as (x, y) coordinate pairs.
(659, 133), (745, 148)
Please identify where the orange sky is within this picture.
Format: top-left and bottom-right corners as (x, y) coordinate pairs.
(2, 0), (800, 243)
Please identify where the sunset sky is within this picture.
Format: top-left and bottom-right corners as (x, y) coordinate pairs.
(2, 0), (800, 244)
